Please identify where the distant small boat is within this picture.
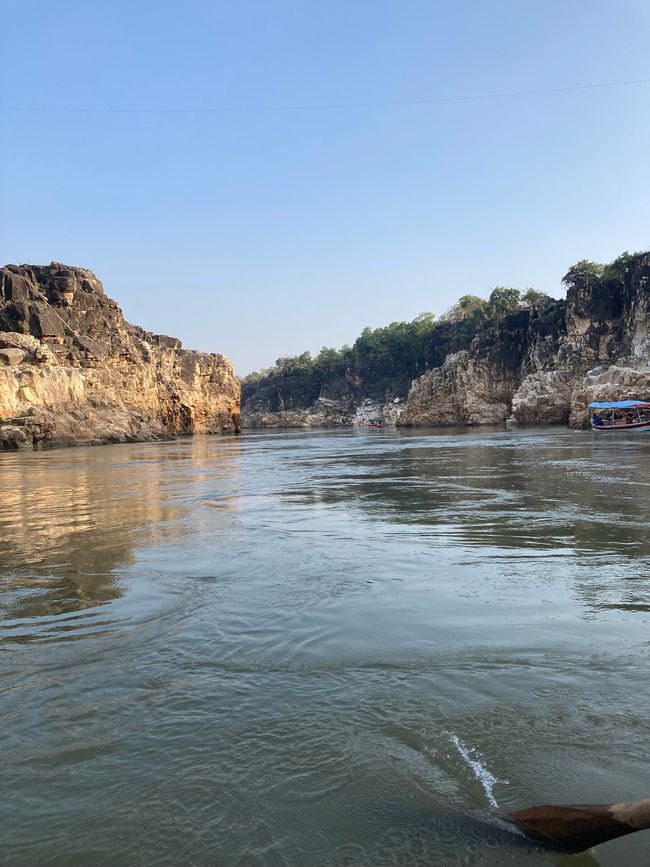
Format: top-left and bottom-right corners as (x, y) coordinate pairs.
(589, 400), (650, 432)
(367, 416), (385, 429)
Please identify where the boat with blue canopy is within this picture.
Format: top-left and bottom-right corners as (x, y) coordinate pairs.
(589, 400), (650, 432)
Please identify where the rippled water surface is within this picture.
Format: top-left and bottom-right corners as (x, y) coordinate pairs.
(1, 427), (650, 866)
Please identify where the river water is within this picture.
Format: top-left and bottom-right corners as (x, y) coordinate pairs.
(1, 428), (649, 866)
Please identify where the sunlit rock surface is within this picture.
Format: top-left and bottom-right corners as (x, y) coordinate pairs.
(402, 252), (650, 428)
(242, 252), (650, 430)
(0, 263), (240, 449)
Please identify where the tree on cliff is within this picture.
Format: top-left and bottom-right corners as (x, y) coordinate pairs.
(314, 347), (341, 370)
(486, 286), (521, 319)
(445, 294), (488, 324)
(601, 251), (643, 281)
(274, 352), (313, 375)
(562, 252), (645, 291)
(520, 288), (555, 309)
(562, 260), (604, 290)
(351, 316), (438, 376)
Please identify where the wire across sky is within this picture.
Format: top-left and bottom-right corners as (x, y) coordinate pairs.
(3, 76), (650, 114)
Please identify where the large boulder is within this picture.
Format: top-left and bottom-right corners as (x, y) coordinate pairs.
(0, 348), (27, 367)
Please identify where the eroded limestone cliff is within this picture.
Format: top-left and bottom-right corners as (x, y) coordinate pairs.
(241, 250), (650, 430)
(401, 251), (650, 428)
(0, 263), (240, 449)
(241, 320), (471, 428)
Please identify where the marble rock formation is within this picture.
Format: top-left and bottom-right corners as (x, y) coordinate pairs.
(400, 252), (650, 428)
(239, 326), (468, 430)
(0, 263), (240, 449)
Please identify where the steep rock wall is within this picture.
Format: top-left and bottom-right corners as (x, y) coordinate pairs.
(401, 253), (650, 428)
(241, 322), (471, 429)
(0, 263), (240, 448)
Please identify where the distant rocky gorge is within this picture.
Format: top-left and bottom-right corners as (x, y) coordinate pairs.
(242, 251), (650, 430)
(2, 252), (649, 449)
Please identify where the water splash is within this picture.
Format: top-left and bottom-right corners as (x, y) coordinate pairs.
(449, 734), (507, 808)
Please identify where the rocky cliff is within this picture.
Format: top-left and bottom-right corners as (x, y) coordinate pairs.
(401, 251), (650, 428)
(241, 320), (472, 428)
(0, 263), (240, 449)
(241, 250), (650, 430)
(241, 368), (409, 429)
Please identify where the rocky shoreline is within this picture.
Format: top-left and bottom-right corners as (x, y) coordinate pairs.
(0, 263), (240, 450)
(3, 253), (648, 448)
(242, 252), (650, 430)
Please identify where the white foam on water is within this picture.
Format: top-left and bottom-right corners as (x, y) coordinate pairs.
(449, 734), (507, 808)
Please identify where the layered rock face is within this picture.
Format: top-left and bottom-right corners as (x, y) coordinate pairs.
(241, 322), (470, 429)
(241, 369), (408, 429)
(242, 395), (406, 429)
(400, 252), (650, 428)
(0, 263), (240, 449)
(400, 305), (568, 426)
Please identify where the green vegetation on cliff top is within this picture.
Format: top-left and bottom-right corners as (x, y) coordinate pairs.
(242, 251), (643, 402)
(243, 285), (554, 389)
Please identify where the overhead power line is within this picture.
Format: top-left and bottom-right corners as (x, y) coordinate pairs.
(2, 77), (649, 114)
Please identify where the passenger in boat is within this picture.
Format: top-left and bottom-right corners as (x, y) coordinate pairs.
(591, 414), (603, 426)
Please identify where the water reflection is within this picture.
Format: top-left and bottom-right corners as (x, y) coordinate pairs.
(290, 432), (650, 552)
(273, 429), (650, 616)
(1, 428), (649, 866)
(0, 436), (242, 643)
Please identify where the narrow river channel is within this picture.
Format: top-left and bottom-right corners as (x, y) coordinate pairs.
(1, 428), (649, 866)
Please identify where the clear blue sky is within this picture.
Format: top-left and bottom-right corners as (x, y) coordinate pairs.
(2, 1), (649, 374)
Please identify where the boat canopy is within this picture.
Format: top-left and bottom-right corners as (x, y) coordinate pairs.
(589, 400), (650, 409)
(368, 416), (385, 422)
